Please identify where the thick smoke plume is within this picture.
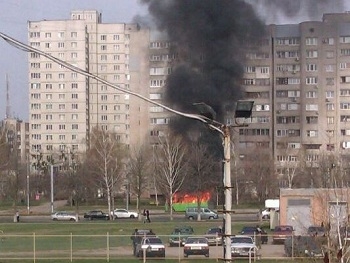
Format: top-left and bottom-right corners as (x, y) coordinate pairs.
(141, 0), (265, 125)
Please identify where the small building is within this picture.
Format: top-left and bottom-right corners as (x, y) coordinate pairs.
(279, 188), (350, 235)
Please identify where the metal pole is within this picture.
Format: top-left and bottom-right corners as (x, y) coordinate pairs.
(50, 165), (54, 213)
(26, 159), (30, 214)
(223, 126), (232, 261)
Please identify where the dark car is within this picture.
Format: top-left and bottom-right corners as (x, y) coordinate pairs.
(240, 226), (268, 244)
(205, 227), (223, 246)
(284, 236), (324, 258)
(272, 225), (294, 244)
(169, 226), (194, 247)
(83, 210), (110, 220)
(307, 226), (326, 237)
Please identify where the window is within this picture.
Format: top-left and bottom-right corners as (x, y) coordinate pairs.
(306, 104), (318, 111)
(101, 35), (107, 41)
(71, 42), (77, 48)
(306, 91), (317, 98)
(306, 50), (318, 58)
(306, 37), (318, 45)
(71, 52), (78, 59)
(58, 42), (64, 48)
(150, 93), (162, 100)
(326, 103), (335, 111)
(306, 116), (318, 124)
(306, 77), (318, 85)
(59, 104), (65, 110)
(306, 64), (317, 72)
(72, 94), (78, 99)
(326, 91), (334, 98)
(59, 124), (66, 130)
(71, 32), (77, 38)
(327, 117), (334, 124)
(101, 55), (107, 61)
(72, 124), (78, 129)
(72, 104), (78, 109)
(325, 65), (334, 72)
(59, 84), (65, 89)
(101, 45), (107, 51)
(307, 130), (318, 137)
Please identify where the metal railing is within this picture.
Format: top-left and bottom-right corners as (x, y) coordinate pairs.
(0, 232), (326, 262)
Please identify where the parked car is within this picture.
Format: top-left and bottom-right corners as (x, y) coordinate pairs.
(231, 235), (258, 258)
(83, 210), (110, 220)
(239, 226), (268, 244)
(272, 225), (294, 244)
(205, 227), (223, 246)
(185, 207), (218, 220)
(111, 209), (138, 219)
(307, 226), (326, 237)
(135, 236), (165, 258)
(261, 209), (271, 219)
(183, 237), (210, 258)
(51, 211), (79, 222)
(131, 229), (156, 256)
(284, 236), (324, 258)
(169, 226), (194, 247)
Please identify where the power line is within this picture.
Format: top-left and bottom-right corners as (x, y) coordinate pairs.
(0, 31), (222, 134)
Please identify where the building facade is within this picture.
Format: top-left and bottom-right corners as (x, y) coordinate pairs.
(238, 12), (350, 187)
(28, 10), (350, 188)
(28, 10), (151, 163)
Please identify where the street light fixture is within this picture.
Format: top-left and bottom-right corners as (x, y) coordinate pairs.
(193, 100), (254, 261)
(0, 32), (254, 262)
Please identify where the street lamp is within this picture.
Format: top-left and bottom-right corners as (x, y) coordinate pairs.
(0, 32), (254, 262)
(194, 100), (254, 261)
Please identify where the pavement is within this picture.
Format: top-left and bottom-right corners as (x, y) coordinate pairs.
(0, 200), (68, 215)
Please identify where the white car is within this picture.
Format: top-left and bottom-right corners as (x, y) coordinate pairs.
(136, 236), (165, 257)
(261, 209), (270, 219)
(51, 211), (79, 222)
(231, 235), (258, 258)
(183, 237), (210, 257)
(111, 208), (138, 219)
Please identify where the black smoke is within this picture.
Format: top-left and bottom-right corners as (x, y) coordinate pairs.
(140, 0), (265, 123)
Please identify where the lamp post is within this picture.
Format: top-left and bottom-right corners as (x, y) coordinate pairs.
(194, 101), (253, 261)
(0, 32), (254, 262)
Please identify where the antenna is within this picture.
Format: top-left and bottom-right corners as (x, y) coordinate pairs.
(5, 74), (11, 119)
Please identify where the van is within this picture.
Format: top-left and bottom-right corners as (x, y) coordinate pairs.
(185, 207), (218, 220)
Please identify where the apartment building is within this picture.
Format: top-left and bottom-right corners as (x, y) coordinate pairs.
(28, 10), (150, 163)
(239, 12), (350, 187)
(27, 9), (350, 188)
(0, 117), (30, 164)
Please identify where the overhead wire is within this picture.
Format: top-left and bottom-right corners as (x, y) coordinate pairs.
(0, 31), (224, 136)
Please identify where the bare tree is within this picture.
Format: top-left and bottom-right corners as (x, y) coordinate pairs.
(183, 143), (218, 220)
(155, 133), (188, 220)
(88, 127), (126, 218)
(127, 144), (152, 216)
(240, 148), (277, 203)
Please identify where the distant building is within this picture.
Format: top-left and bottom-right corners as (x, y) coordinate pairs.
(0, 117), (29, 164)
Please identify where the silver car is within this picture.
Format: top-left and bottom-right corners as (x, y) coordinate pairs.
(51, 211), (79, 222)
(231, 235), (258, 258)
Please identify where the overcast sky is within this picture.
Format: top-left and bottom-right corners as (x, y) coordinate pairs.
(0, 0), (349, 121)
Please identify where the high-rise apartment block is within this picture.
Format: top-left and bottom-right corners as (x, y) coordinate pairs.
(28, 10), (151, 162)
(28, 10), (350, 185)
(239, 12), (350, 186)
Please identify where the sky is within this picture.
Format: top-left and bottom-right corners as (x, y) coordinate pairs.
(0, 0), (350, 121)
